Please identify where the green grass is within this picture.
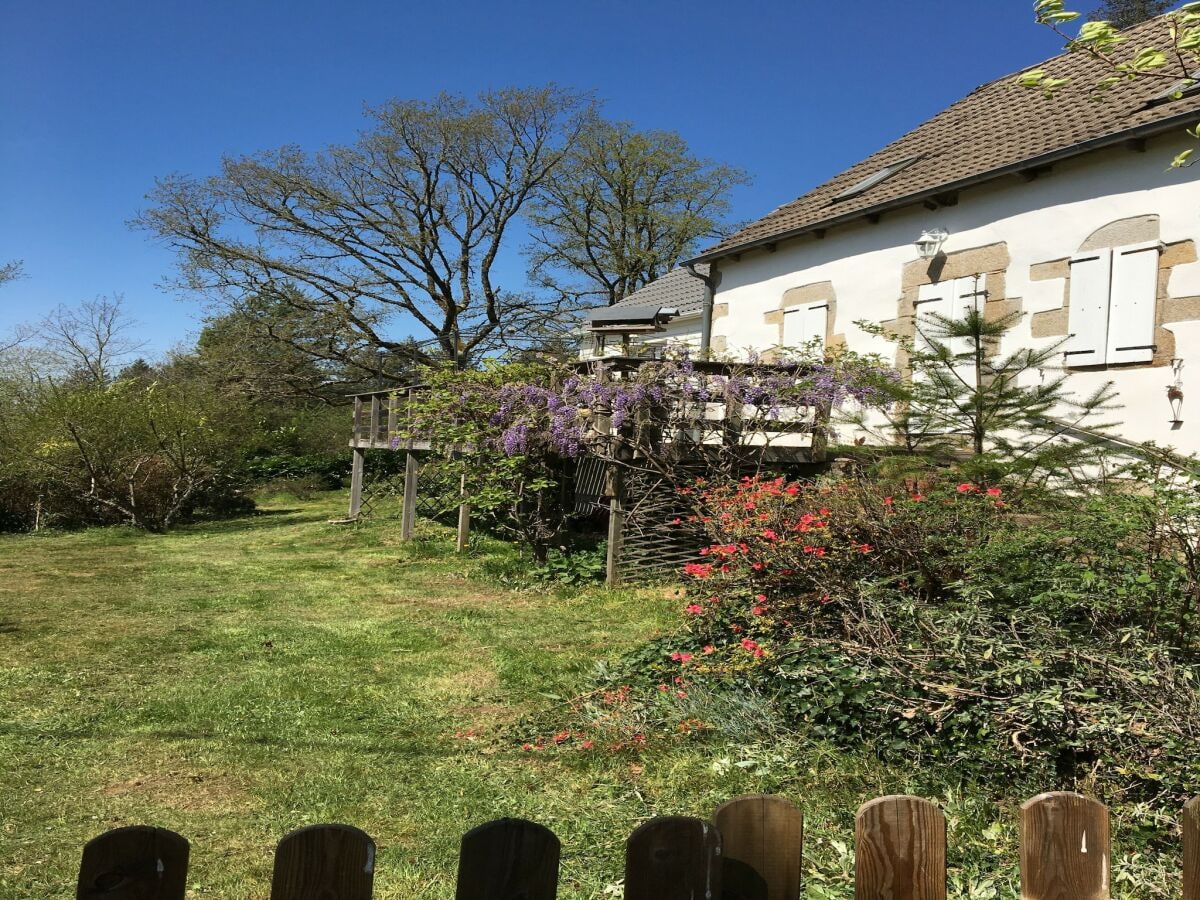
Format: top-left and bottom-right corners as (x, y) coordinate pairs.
(0, 491), (1173, 898)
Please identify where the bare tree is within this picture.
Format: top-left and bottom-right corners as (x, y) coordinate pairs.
(40, 294), (145, 384)
(137, 86), (593, 373)
(0, 260), (22, 287)
(526, 121), (749, 307)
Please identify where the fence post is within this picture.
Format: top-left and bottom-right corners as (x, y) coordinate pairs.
(624, 816), (722, 900)
(270, 823), (375, 900)
(1019, 792), (1109, 900)
(348, 448), (366, 519)
(401, 451), (420, 541)
(605, 463), (625, 586)
(455, 818), (560, 900)
(1186, 797), (1200, 900)
(855, 795), (945, 900)
(714, 794), (804, 900)
(457, 471), (471, 553)
(76, 825), (189, 900)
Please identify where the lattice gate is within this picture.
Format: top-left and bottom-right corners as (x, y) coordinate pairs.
(618, 466), (707, 584)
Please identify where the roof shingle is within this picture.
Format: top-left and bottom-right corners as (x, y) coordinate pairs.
(600, 265), (709, 319)
(694, 17), (1200, 261)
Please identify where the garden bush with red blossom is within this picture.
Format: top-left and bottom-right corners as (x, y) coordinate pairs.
(553, 470), (1200, 817)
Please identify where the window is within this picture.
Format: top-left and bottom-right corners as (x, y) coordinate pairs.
(832, 156), (921, 202)
(1065, 242), (1161, 366)
(782, 302), (828, 351)
(914, 275), (987, 385)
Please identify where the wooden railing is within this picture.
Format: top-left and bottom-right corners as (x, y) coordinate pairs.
(348, 357), (830, 456)
(73, 791), (1200, 898)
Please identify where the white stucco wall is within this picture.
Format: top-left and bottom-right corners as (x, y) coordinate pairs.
(712, 131), (1200, 454)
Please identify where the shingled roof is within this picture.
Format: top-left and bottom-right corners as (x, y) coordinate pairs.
(599, 265), (709, 319)
(692, 16), (1200, 262)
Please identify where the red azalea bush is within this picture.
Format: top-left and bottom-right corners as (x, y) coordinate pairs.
(543, 470), (1200, 815)
(676, 474), (1010, 655)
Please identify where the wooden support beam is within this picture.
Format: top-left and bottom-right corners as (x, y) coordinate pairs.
(352, 396), (363, 444)
(368, 395), (381, 448)
(606, 464), (625, 587)
(456, 472), (471, 553)
(348, 448), (366, 519)
(386, 393), (398, 445)
(400, 452), (419, 541)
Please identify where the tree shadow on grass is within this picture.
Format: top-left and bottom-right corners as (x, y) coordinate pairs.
(171, 508), (333, 537)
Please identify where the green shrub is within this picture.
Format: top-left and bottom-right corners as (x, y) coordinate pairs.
(561, 469), (1200, 818)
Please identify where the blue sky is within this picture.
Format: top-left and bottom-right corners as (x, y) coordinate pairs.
(0, 1), (1068, 355)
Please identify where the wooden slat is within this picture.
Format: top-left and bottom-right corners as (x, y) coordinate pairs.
(1019, 792), (1109, 900)
(625, 816), (722, 900)
(455, 818), (560, 900)
(76, 825), (189, 900)
(855, 795), (945, 900)
(270, 824), (375, 900)
(713, 794), (803, 900)
(1186, 797), (1200, 900)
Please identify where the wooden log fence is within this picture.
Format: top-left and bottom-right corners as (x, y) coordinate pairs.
(74, 791), (1199, 899)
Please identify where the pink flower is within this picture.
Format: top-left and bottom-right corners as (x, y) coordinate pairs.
(752, 606), (766, 616)
(683, 562), (714, 578)
(703, 644), (716, 654)
(986, 487), (1002, 497)
(741, 638), (759, 652)
(685, 603), (704, 615)
(957, 482), (976, 493)
(581, 740), (594, 749)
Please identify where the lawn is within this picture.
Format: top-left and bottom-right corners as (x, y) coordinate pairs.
(0, 490), (1168, 898)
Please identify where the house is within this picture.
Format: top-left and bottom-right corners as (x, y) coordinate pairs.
(590, 17), (1200, 453)
(583, 265), (708, 359)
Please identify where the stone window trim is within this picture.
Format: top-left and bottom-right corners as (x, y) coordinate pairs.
(761, 281), (844, 361)
(1029, 215), (1199, 370)
(886, 241), (1016, 376)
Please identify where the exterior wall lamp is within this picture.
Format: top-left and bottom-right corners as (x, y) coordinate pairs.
(915, 227), (949, 260)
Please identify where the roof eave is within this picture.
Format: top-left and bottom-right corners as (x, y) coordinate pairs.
(686, 110), (1200, 265)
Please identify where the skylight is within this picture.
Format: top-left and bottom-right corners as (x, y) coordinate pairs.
(1147, 73), (1200, 106)
(831, 156), (921, 203)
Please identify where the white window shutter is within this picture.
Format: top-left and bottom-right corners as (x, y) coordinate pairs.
(1107, 242), (1160, 365)
(912, 281), (954, 384)
(781, 308), (802, 348)
(914, 281), (954, 349)
(782, 303), (828, 352)
(1065, 249), (1112, 367)
(947, 275), (987, 387)
(802, 303), (828, 349)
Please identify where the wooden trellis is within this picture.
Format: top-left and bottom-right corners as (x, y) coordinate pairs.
(73, 791), (1200, 898)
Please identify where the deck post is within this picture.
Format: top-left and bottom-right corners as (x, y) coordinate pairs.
(456, 472), (471, 553)
(369, 395), (381, 447)
(348, 448), (366, 519)
(810, 398), (833, 463)
(400, 451), (420, 541)
(605, 463), (625, 587)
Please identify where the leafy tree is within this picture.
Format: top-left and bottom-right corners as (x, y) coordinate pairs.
(1092, 0), (1172, 27)
(848, 301), (1120, 489)
(526, 121), (748, 307)
(137, 87), (593, 371)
